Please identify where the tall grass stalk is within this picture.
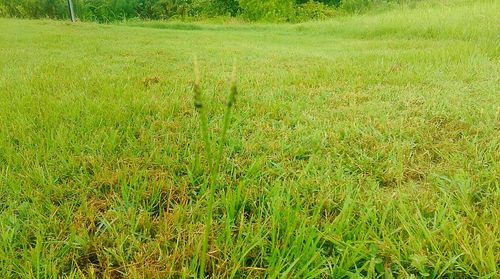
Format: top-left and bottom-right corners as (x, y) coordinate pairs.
(195, 58), (238, 278)
(193, 57), (213, 176)
(215, 62), (237, 174)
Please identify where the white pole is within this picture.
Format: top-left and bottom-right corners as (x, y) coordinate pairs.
(67, 0), (76, 22)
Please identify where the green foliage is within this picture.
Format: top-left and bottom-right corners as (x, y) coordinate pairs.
(193, 0), (240, 16)
(0, 4), (7, 16)
(238, 0), (295, 21)
(341, 0), (416, 13)
(0, 0), (423, 22)
(295, 1), (338, 21)
(340, 0), (372, 12)
(0, 0), (69, 18)
(79, 0), (138, 21)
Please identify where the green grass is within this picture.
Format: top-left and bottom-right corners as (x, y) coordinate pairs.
(0, 0), (499, 277)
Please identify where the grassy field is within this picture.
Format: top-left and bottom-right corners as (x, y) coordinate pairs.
(0, 0), (499, 277)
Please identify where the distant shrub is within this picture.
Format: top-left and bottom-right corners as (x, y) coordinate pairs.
(340, 0), (372, 13)
(193, 0), (239, 17)
(296, 0), (341, 7)
(0, 4), (7, 17)
(153, 0), (196, 19)
(340, 0), (411, 13)
(0, 0), (72, 19)
(238, 0), (295, 22)
(80, 0), (138, 22)
(295, 1), (338, 21)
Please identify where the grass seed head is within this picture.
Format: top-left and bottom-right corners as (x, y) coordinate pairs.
(193, 56), (202, 110)
(227, 62), (237, 108)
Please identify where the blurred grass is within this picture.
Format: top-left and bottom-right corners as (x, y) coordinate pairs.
(0, 0), (498, 277)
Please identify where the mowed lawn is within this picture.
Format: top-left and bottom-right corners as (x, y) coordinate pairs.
(0, 1), (498, 277)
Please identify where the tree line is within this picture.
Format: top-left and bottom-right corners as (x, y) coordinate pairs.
(0, 0), (413, 22)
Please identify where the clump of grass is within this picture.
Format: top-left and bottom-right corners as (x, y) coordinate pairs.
(193, 57), (238, 278)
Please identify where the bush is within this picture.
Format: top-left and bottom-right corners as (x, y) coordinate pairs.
(238, 0), (295, 22)
(340, 0), (410, 13)
(193, 0), (239, 17)
(0, 0), (69, 19)
(295, 1), (338, 21)
(340, 0), (372, 13)
(80, 0), (138, 22)
(0, 4), (7, 17)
